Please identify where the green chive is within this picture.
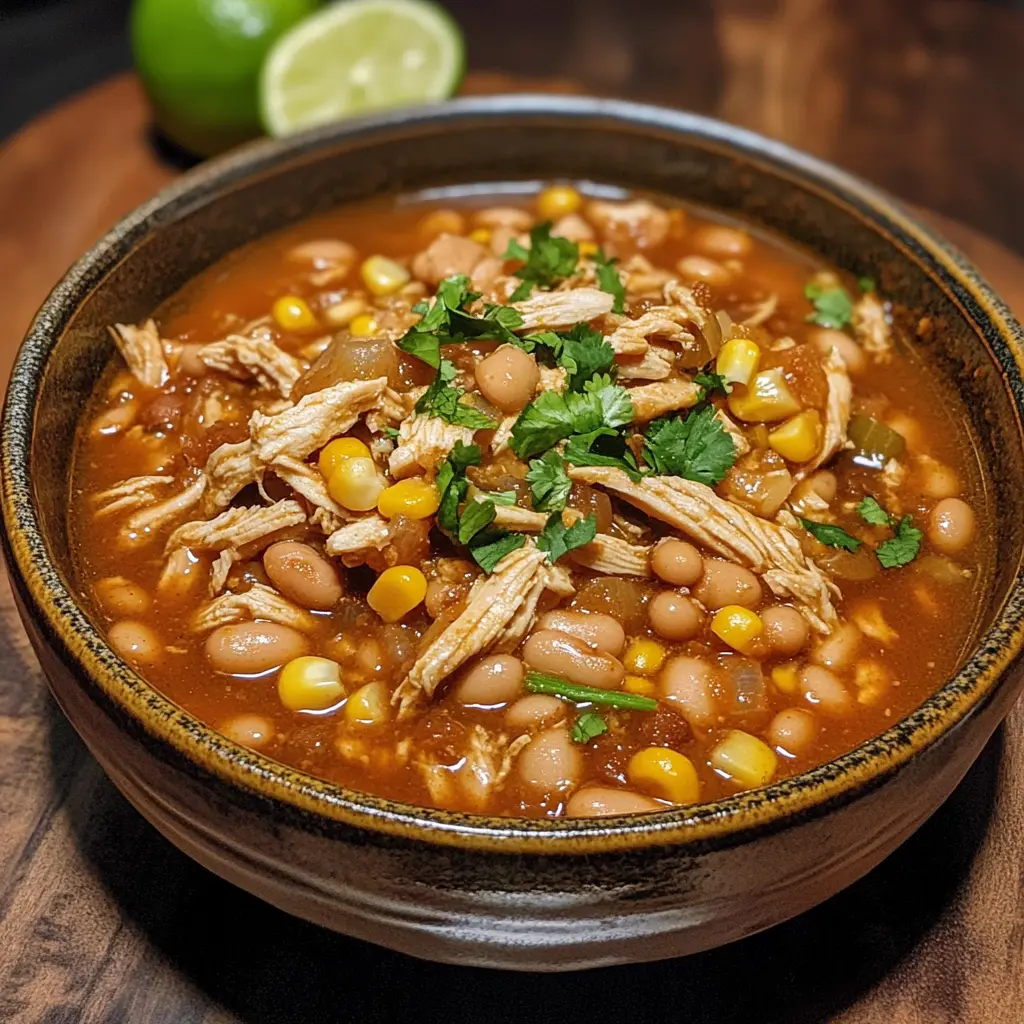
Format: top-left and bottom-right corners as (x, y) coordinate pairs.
(524, 671), (658, 711)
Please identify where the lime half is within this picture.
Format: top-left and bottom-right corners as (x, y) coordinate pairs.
(260, 0), (465, 137)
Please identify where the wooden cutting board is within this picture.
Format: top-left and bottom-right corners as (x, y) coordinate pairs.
(0, 74), (1022, 1024)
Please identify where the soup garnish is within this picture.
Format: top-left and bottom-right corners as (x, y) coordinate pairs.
(71, 186), (988, 818)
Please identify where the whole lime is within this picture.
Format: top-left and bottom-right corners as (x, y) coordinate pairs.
(131, 0), (321, 157)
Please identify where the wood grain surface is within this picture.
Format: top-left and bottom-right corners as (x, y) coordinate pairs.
(2, 8), (1024, 1020)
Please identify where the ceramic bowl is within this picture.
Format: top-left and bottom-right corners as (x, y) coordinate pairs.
(4, 97), (1024, 971)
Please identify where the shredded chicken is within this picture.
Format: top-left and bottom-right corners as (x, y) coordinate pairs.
(412, 233), (488, 286)
(271, 456), (348, 519)
(108, 320), (169, 388)
(394, 543), (572, 716)
(166, 499), (305, 557)
(201, 440), (260, 514)
(570, 466), (839, 632)
(460, 727), (530, 807)
(570, 535), (652, 577)
(587, 199), (670, 249)
(189, 582), (315, 633)
(798, 348), (851, 478)
(123, 474), (207, 537)
(603, 309), (697, 357)
(325, 515), (392, 559)
(717, 410), (752, 456)
(512, 287), (614, 331)
(489, 504), (548, 532)
(615, 345), (675, 380)
(197, 335), (303, 397)
(627, 378), (701, 422)
(93, 475), (174, 518)
(365, 387), (417, 435)
(853, 292), (892, 362)
(740, 294), (779, 327)
(250, 377), (389, 464)
(389, 414), (475, 480)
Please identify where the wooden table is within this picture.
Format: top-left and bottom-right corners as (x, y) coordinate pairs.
(3, 12), (1024, 1019)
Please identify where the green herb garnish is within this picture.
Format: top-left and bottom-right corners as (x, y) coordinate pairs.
(563, 429), (642, 479)
(477, 489), (517, 507)
(457, 498), (497, 545)
(799, 518), (862, 552)
(592, 247), (625, 314)
(858, 277), (876, 293)
(694, 370), (732, 401)
(524, 671), (658, 711)
(527, 449), (573, 513)
(571, 711), (608, 744)
(505, 222), (579, 301)
(414, 359), (498, 429)
(434, 441), (481, 538)
(804, 281), (854, 329)
(559, 323), (615, 391)
(875, 515), (923, 568)
(468, 530), (527, 573)
(856, 495), (892, 527)
(537, 512), (597, 563)
(642, 405), (737, 486)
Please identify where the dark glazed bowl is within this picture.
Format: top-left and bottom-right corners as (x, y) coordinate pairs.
(4, 97), (1024, 971)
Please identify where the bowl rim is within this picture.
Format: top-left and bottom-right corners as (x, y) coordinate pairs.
(5, 93), (1024, 855)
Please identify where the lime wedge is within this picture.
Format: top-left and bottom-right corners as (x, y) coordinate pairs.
(260, 0), (466, 137)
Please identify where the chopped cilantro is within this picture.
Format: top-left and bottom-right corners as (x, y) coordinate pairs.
(694, 370), (732, 401)
(804, 281), (854, 329)
(876, 515), (922, 568)
(505, 222), (579, 301)
(592, 248), (625, 314)
(642, 405), (737, 486)
(397, 330), (441, 369)
(457, 498), (497, 545)
(856, 496), (893, 527)
(536, 512), (597, 563)
(468, 530), (527, 573)
(563, 429), (642, 480)
(384, 426), (400, 441)
(799, 518), (862, 552)
(584, 373), (634, 427)
(435, 442), (481, 538)
(527, 450), (573, 513)
(414, 358), (498, 430)
(858, 277), (876, 293)
(559, 323), (615, 391)
(570, 711), (608, 744)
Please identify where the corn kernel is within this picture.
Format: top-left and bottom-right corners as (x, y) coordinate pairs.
(349, 313), (379, 337)
(627, 746), (701, 804)
(771, 662), (799, 694)
(360, 255), (409, 296)
(318, 436), (371, 479)
(367, 565), (427, 623)
(469, 227), (492, 245)
(769, 410), (823, 463)
(578, 240), (599, 257)
(623, 639), (666, 675)
(377, 477), (440, 520)
(272, 295), (317, 332)
(623, 674), (657, 695)
(327, 456), (385, 512)
(716, 337), (761, 386)
(711, 729), (777, 788)
(278, 656), (344, 712)
(537, 185), (582, 220)
(344, 680), (391, 726)
(727, 368), (802, 423)
(710, 605), (764, 654)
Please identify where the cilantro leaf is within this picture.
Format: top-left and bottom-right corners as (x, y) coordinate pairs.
(458, 498), (497, 545)
(469, 530), (527, 573)
(397, 331), (441, 369)
(694, 370), (732, 401)
(518, 330), (563, 358)
(564, 429), (642, 480)
(592, 248), (625, 314)
(642, 405), (736, 485)
(560, 323), (615, 391)
(527, 449), (573, 513)
(799, 518), (862, 552)
(477, 489), (517, 507)
(536, 512), (597, 563)
(875, 515), (922, 568)
(415, 359), (498, 430)
(584, 374), (634, 428)
(571, 711), (608, 744)
(804, 282), (854, 329)
(858, 277), (876, 293)
(435, 442), (481, 538)
(856, 496), (893, 527)
(509, 388), (603, 460)
(505, 222), (579, 300)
